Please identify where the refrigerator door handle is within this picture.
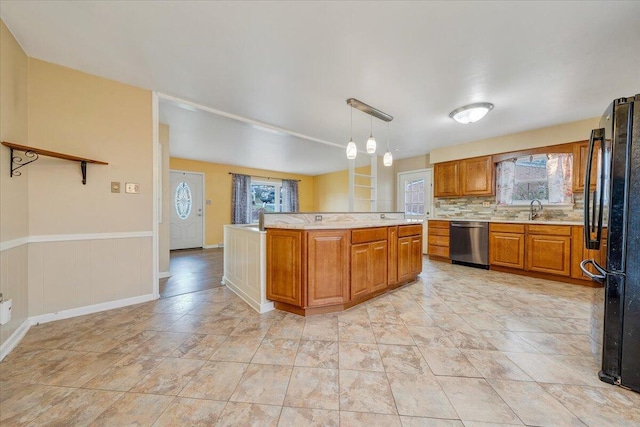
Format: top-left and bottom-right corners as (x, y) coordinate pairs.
(580, 259), (607, 281)
(584, 128), (606, 250)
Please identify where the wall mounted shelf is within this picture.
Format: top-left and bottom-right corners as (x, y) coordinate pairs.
(1, 141), (108, 185)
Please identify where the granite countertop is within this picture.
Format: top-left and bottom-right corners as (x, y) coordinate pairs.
(430, 218), (584, 226)
(264, 219), (415, 230)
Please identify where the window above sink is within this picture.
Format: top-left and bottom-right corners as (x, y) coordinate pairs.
(496, 153), (574, 206)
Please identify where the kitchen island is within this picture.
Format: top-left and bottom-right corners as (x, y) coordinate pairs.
(265, 213), (423, 316)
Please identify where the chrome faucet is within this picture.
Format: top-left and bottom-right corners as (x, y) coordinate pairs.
(529, 199), (543, 220)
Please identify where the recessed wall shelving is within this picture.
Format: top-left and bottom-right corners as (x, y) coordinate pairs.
(1, 141), (108, 185)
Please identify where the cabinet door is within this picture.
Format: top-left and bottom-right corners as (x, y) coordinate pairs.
(572, 141), (598, 192)
(351, 243), (371, 300)
(370, 241), (388, 293)
(267, 229), (303, 306)
(490, 232), (525, 269)
(434, 161), (460, 197)
(397, 236), (412, 282)
(410, 236), (423, 276)
(526, 235), (571, 276)
(307, 230), (350, 307)
(387, 226), (398, 285)
(461, 156), (494, 196)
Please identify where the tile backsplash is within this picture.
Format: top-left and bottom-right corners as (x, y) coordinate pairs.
(434, 194), (585, 222)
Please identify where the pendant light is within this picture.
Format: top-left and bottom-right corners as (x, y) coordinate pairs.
(346, 105), (357, 159)
(366, 114), (376, 154)
(383, 122), (393, 167)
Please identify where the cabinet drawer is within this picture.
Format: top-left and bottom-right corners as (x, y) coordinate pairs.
(428, 235), (449, 247)
(428, 220), (450, 229)
(352, 227), (387, 244)
(428, 227), (450, 237)
(527, 224), (572, 236)
(399, 224), (422, 237)
(428, 245), (449, 258)
(490, 223), (525, 234)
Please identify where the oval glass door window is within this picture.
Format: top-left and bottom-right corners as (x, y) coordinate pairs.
(175, 181), (192, 220)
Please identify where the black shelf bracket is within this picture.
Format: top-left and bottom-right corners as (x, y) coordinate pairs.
(9, 148), (39, 177)
(81, 161), (87, 185)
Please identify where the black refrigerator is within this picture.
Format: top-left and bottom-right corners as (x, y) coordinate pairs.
(581, 94), (640, 393)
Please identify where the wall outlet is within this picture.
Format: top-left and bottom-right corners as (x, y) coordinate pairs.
(315, 215), (322, 221)
(206, 200), (212, 205)
(125, 182), (140, 194)
(482, 201), (491, 207)
(0, 298), (12, 325)
(111, 182), (121, 193)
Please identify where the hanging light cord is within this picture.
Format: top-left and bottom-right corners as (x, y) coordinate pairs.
(387, 122), (390, 151)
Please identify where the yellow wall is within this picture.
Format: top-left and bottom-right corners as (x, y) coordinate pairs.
(430, 117), (600, 163)
(170, 157), (314, 246)
(313, 165), (375, 212)
(27, 58), (153, 235)
(0, 19), (30, 348)
(395, 154), (431, 173)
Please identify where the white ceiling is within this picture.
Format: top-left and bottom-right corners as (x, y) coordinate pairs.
(2, 1), (639, 175)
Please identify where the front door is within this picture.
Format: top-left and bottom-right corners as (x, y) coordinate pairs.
(170, 170), (204, 250)
(398, 169), (433, 254)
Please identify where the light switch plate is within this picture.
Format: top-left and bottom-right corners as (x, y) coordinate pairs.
(125, 182), (140, 194)
(111, 182), (121, 193)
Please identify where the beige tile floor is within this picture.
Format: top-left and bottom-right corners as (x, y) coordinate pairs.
(2, 259), (640, 426)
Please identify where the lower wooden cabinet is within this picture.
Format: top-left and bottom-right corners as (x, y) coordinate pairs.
(307, 230), (350, 307)
(351, 240), (388, 300)
(398, 235), (422, 282)
(387, 226), (398, 286)
(427, 220), (450, 259)
(266, 229), (303, 306)
(571, 226), (608, 281)
(526, 234), (571, 276)
(490, 232), (525, 269)
(489, 223), (525, 269)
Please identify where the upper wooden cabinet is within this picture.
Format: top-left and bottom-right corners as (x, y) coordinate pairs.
(461, 156), (494, 195)
(434, 160), (461, 197)
(572, 140), (598, 192)
(434, 155), (493, 198)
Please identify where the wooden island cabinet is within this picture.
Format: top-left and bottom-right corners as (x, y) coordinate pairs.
(266, 224), (422, 315)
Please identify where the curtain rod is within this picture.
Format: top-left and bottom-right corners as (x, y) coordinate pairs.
(228, 172), (301, 182)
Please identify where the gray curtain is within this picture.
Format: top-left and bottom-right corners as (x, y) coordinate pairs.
(231, 173), (251, 224)
(282, 179), (299, 212)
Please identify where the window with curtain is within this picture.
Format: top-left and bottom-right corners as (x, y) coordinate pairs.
(496, 153), (573, 205)
(247, 178), (300, 223)
(231, 173), (252, 224)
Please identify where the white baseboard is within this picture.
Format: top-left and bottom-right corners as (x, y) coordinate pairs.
(0, 319), (31, 362)
(223, 277), (274, 314)
(204, 243), (224, 249)
(30, 293), (158, 326)
(158, 271), (171, 279)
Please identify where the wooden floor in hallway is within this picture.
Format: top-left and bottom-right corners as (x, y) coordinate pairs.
(159, 248), (224, 298)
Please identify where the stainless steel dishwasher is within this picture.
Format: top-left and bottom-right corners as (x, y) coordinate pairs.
(450, 221), (489, 269)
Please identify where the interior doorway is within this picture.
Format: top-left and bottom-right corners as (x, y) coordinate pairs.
(397, 169), (433, 254)
(170, 170), (205, 250)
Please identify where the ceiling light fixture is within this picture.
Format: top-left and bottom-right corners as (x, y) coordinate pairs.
(346, 105), (357, 160)
(449, 102), (494, 124)
(383, 122), (393, 167)
(345, 98), (393, 161)
(366, 114), (376, 154)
